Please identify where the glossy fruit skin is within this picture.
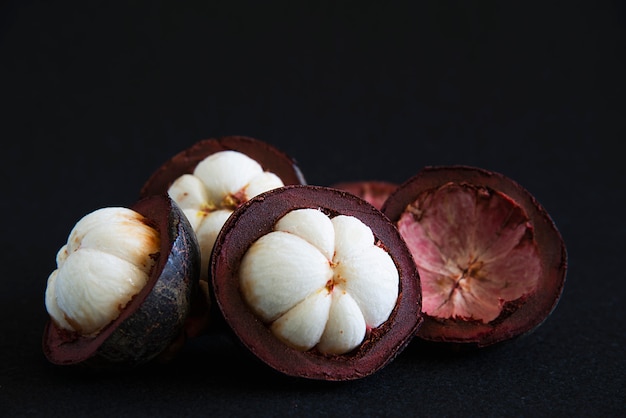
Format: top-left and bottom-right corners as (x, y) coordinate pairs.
(382, 165), (567, 347)
(139, 135), (306, 198)
(211, 185), (422, 381)
(42, 195), (200, 367)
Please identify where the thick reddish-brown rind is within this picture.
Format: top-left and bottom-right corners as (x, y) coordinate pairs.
(42, 195), (200, 366)
(381, 165), (567, 347)
(211, 185), (422, 381)
(331, 181), (398, 210)
(139, 136), (307, 198)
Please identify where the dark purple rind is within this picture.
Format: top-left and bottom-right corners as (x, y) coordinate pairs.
(381, 165), (568, 347)
(139, 135), (307, 198)
(211, 185), (422, 381)
(42, 195), (200, 366)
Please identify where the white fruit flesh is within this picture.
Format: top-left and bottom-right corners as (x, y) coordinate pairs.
(45, 207), (160, 336)
(239, 208), (399, 355)
(167, 151), (284, 280)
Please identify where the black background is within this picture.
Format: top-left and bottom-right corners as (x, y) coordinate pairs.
(1, 1), (624, 416)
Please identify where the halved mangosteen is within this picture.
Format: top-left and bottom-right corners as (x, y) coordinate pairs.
(42, 195), (200, 367)
(211, 185), (422, 381)
(382, 165), (567, 347)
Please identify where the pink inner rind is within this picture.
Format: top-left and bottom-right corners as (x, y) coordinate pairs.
(382, 165), (567, 346)
(331, 181), (398, 210)
(397, 183), (541, 323)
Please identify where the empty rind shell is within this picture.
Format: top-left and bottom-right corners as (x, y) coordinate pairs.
(382, 165), (567, 347)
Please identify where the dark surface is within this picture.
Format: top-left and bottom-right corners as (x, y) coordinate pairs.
(1, 1), (624, 416)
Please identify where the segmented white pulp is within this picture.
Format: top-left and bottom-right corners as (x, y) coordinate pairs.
(45, 208), (160, 336)
(167, 150), (284, 279)
(239, 208), (399, 355)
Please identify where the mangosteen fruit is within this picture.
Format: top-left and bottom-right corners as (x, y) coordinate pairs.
(139, 136), (306, 337)
(331, 181), (398, 210)
(381, 165), (567, 347)
(43, 195), (200, 366)
(211, 185), (422, 381)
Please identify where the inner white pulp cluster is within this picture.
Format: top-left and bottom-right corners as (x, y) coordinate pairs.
(239, 208), (399, 355)
(45, 208), (160, 336)
(167, 150), (284, 280)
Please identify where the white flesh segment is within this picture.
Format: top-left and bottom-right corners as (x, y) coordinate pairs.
(317, 291), (367, 355)
(331, 215), (376, 257)
(240, 231), (333, 322)
(45, 207), (159, 335)
(64, 218), (159, 275)
(51, 249), (150, 335)
(180, 208), (205, 231)
(195, 209), (233, 280)
(44, 270), (73, 330)
(335, 244), (399, 327)
(244, 172), (285, 200)
(274, 208), (335, 260)
(65, 207), (146, 253)
(270, 288), (332, 351)
(193, 151), (263, 203)
(56, 245), (70, 266)
(168, 174), (210, 211)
